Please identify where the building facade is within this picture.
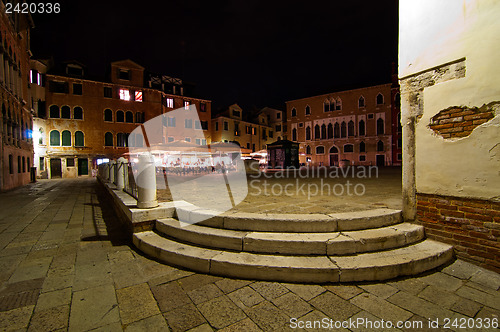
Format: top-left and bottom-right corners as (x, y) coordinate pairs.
(0, 5), (34, 190)
(211, 104), (281, 152)
(286, 83), (401, 167)
(34, 59), (211, 178)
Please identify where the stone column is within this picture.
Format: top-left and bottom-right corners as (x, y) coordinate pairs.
(116, 157), (127, 190)
(103, 163), (109, 181)
(109, 160), (116, 184)
(402, 112), (417, 221)
(136, 154), (158, 209)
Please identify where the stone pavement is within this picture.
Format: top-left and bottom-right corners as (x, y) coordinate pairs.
(0, 178), (499, 331)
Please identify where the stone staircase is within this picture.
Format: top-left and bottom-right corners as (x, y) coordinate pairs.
(133, 207), (453, 283)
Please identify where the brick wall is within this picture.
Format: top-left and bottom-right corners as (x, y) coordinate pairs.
(428, 104), (495, 139)
(417, 193), (500, 273)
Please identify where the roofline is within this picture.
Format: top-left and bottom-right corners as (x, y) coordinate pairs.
(285, 83), (393, 104)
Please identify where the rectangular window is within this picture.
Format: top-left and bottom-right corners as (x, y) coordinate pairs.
(67, 158), (75, 167)
(275, 125), (281, 132)
(298, 123), (304, 128)
(397, 138), (402, 149)
(168, 117), (176, 127)
(166, 98), (174, 108)
(18, 156), (21, 173)
(184, 101), (190, 110)
(246, 126), (251, 134)
(30, 70), (36, 84)
(185, 137), (191, 142)
(252, 127), (257, 135)
(119, 69), (130, 80)
(359, 155), (366, 161)
(9, 155), (13, 174)
(185, 119), (193, 128)
(368, 113), (374, 119)
(262, 129), (267, 139)
(134, 90), (143, 102)
(39, 157), (44, 171)
(247, 143), (250, 149)
(232, 110), (240, 117)
(167, 137), (174, 143)
(103, 86), (112, 98)
(269, 131), (273, 138)
(195, 138), (201, 145)
(215, 122), (219, 131)
(49, 81), (69, 93)
(277, 112), (281, 119)
(200, 103), (206, 112)
(397, 153), (402, 161)
(195, 120), (201, 129)
(223, 121), (228, 131)
(119, 89), (131, 101)
(73, 83), (83, 95)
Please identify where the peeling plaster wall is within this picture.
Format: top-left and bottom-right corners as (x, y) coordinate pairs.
(400, 0), (500, 201)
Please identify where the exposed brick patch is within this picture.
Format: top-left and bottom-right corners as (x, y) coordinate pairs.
(417, 193), (500, 273)
(429, 103), (497, 139)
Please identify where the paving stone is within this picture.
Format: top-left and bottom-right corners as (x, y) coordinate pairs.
(73, 259), (113, 292)
(309, 291), (361, 321)
(0, 305), (34, 331)
(186, 323), (214, 332)
(227, 286), (265, 310)
(89, 322), (124, 332)
(0, 288), (40, 311)
(387, 278), (428, 296)
(178, 274), (222, 292)
(441, 260), (481, 280)
(282, 283), (326, 301)
(250, 281), (289, 301)
(359, 283), (399, 299)
(116, 283), (161, 325)
(416, 272), (464, 292)
(217, 318), (260, 331)
(163, 303), (207, 332)
(41, 273), (74, 293)
(187, 283), (224, 305)
(469, 270), (500, 290)
(197, 295), (247, 329)
(8, 256), (53, 283)
(387, 291), (456, 323)
(350, 293), (412, 323)
(475, 306), (500, 321)
(151, 281), (191, 312)
(215, 278), (252, 294)
(465, 281), (500, 296)
(28, 304), (69, 331)
(35, 287), (71, 311)
(455, 285), (500, 310)
(272, 291), (313, 318)
(147, 268), (194, 287)
(418, 285), (460, 309)
(124, 314), (170, 331)
(450, 297), (482, 317)
(69, 284), (120, 331)
(324, 285), (364, 300)
(245, 301), (291, 332)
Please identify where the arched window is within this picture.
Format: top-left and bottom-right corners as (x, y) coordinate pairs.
(336, 98), (342, 110)
(360, 141), (366, 153)
(116, 110), (124, 122)
(61, 105), (71, 119)
(104, 132), (113, 146)
(321, 124), (326, 139)
(330, 100), (335, 111)
(344, 144), (354, 153)
(329, 146), (338, 154)
(377, 118), (384, 135)
(305, 126), (311, 140)
(292, 128), (297, 141)
(376, 93), (384, 105)
(74, 106), (83, 120)
(74, 131), (84, 147)
(359, 120), (365, 136)
(377, 140), (384, 151)
(104, 109), (113, 122)
(348, 120), (354, 137)
(334, 123), (340, 138)
(340, 121), (346, 138)
(49, 130), (60, 146)
(291, 108), (297, 117)
(316, 146), (325, 154)
(314, 124), (320, 139)
(358, 96), (365, 108)
(327, 123), (333, 139)
(61, 130), (71, 146)
(323, 101), (329, 112)
(305, 105), (311, 115)
(126, 111), (133, 123)
(306, 145), (311, 155)
(49, 105), (60, 118)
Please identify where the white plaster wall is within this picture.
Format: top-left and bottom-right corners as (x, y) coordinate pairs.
(400, 0), (500, 200)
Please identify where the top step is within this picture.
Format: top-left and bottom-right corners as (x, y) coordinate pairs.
(175, 205), (402, 232)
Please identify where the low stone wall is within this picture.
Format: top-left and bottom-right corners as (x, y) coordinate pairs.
(416, 193), (500, 272)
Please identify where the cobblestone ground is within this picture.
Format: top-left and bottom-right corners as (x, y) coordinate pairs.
(0, 178), (499, 331)
(157, 166), (402, 213)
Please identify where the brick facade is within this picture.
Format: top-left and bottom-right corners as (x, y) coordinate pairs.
(417, 193), (500, 273)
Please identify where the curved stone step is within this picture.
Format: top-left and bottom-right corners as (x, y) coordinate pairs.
(175, 206), (402, 232)
(156, 218), (424, 255)
(133, 232), (454, 283)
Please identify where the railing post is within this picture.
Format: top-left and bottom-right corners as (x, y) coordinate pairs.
(116, 157), (126, 190)
(109, 160), (116, 184)
(136, 154), (158, 209)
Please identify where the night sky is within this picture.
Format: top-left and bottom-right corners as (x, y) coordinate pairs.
(31, 0), (398, 112)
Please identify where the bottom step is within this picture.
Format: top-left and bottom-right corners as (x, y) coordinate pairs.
(133, 232), (454, 283)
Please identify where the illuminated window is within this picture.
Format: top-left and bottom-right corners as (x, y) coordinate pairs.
(166, 98), (174, 108)
(184, 101), (190, 110)
(134, 91), (143, 102)
(119, 89), (131, 101)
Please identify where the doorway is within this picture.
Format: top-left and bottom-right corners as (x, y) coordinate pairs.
(50, 158), (62, 178)
(78, 158), (88, 176)
(329, 146), (339, 166)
